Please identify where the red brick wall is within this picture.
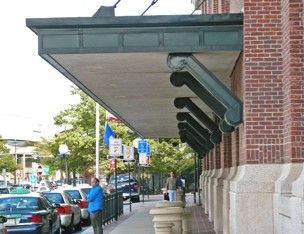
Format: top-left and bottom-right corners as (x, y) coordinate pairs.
(221, 0), (230, 13)
(231, 128), (240, 166)
(281, 0), (304, 163)
(213, 0), (219, 13)
(243, 0), (284, 164)
(215, 143), (221, 169)
(221, 133), (232, 168)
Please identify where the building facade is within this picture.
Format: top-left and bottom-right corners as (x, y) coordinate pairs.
(195, 0), (304, 233)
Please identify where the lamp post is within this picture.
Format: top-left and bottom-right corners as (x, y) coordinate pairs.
(58, 144), (69, 185)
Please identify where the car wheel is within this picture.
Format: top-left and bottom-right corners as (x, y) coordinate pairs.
(131, 196), (140, 203)
(74, 220), (82, 232)
(83, 217), (91, 226)
(64, 217), (74, 234)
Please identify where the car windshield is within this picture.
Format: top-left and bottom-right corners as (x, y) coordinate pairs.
(43, 193), (64, 204)
(65, 190), (81, 199)
(0, 197), (39, 211)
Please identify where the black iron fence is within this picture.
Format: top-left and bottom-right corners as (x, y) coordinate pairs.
(102, 192), (123, 225)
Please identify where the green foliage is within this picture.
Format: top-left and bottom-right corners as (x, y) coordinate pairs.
(0, 140), (17, 173)
(35, 87), (195, 180)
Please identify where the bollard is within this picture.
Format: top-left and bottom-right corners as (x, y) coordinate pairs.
(155, 200), (184, 208)
(150, 206), (184, 234)
(176, 188), (185, 204)
(154, 222), (174, 234)
(182, 209), (192, 234)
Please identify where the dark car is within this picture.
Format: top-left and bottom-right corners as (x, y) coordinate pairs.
(0, 215), (8, 234)
(0, 193), (61, 234)
(0, 187), (10, 195)
(108, 174), (140, 203)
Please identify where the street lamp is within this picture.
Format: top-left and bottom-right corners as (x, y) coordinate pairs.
(58, 144), (69, 185)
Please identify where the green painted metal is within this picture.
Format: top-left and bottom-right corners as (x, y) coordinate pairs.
(26, 14), (243, 54)
(176, 112), (214, 148)
(174, 97), (222, 144)
(168, 54), (243, 128)
(179, 130), (208, 158)
(177, 122), (213, 150)
(170, 72), (234, 133)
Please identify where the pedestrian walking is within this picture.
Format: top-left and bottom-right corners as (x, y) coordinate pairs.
(165, 171), (177, 202)
(88, 177), (104, 234)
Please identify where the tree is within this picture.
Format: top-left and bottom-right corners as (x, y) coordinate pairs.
(0, 139), (18, 173)
(35, 87), (195, 184)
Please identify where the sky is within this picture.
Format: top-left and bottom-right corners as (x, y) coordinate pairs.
(0, 0), (198, 141)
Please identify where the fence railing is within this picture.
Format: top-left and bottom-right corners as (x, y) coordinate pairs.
(102, 192), (123, 225)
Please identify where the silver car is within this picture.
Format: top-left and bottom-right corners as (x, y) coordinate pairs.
(43, 190), (82, 233)
(63, 188), (90, 225)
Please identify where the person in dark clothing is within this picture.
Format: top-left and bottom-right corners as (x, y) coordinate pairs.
(88, 177), (104, 234)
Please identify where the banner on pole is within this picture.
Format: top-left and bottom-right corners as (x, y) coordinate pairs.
(123, 145), (134, 161)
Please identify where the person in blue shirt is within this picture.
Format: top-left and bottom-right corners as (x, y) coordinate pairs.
(88, 177), (104, 234)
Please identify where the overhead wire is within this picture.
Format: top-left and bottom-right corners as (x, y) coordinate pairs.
(113, 0), (121, 8)
(141, 0), (159, 16)
(190, 0), (206, 15)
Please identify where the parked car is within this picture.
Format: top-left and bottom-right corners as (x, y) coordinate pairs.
(0, 215), (8, 234)
(108, 173), (140, 203)
(42, 190), (82, 233)
(0, 188), (10, 195)
(0, 192), (61, 233)
(62, 188), (90, 225)
(37, 180), (53, 192)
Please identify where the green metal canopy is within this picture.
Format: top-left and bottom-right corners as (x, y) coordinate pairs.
(26, 12), (243, 139)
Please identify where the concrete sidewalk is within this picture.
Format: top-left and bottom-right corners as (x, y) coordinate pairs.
(82, 193), (215, 234)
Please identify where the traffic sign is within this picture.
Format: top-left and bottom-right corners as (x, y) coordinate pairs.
(37, 165), (43, 175)
(43, 166), (49, 175)
(138, 140), (148, 153)
(16, 170), (22, 178)
(109, 138), (122, 157)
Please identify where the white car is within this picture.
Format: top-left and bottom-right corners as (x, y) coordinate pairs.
(63, 187), (90, 225)
(43, 190), (82, 233)
(37, 180), (53, 192)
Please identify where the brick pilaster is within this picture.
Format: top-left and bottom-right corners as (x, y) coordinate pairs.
(221, 0), (230, 13)
(281, 0), (304, 163)
(243, 0), (284, 164)
(221, 133), (232, 168)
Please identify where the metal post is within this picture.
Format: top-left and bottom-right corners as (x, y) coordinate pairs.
(95, 103), (100, 179)
(114, 159), (118, 221)
(14, 140), (17, 184)
(128, 161), (132, 212)
(194, 153), (197, 204)
(198, 157), (202, 206)
(65, 155), (68, 185)
(141, 167), (145, 203)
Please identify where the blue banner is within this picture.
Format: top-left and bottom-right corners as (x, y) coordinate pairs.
(138, 140), (148, 153)
(103, 121), (116, 145)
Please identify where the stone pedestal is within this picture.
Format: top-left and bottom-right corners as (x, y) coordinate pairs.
(176, 188), (185, 204)
(155, 200), (184, 208)
(182, 209), (192, 234)
(154, 222), (174, 234)
(222, 167), (237, 234)
(213, 168), (229, 234)
(150, 207), (184, 234)
(208, 169), (216, 221)
(229, 164), (281, 234)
